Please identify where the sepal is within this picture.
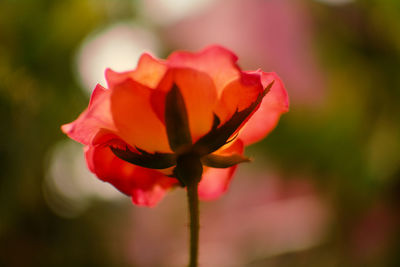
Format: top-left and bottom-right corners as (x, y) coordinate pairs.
(192, 81), (274, 155)
(110, 145), (176, 169)
(165, 83), (192, 151)
(201, 153), (250, 168)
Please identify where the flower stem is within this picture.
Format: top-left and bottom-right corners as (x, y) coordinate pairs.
(187, 181), (199, 267)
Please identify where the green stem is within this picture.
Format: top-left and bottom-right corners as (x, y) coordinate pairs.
(187, 181), (199, 267)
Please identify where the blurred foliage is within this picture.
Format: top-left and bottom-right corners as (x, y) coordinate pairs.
(0, 0), (399, 266)
(259, 1), (400, 266)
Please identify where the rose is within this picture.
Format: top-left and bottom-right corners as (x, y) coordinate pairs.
(61, 45), (288, 207)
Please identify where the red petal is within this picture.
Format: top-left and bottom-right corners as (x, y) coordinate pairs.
(238, 71), (289, 145)
(61, 84), (116, 145)
(168, 45), (240, 96)
(111, 79), (171, 152)
(152, 68), (218, 142)
(105, 53), (167, 89)
(198, 140), (244, 200)
(85, 144), (178, 206)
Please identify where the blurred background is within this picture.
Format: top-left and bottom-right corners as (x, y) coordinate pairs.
(1, 0), (400, 266)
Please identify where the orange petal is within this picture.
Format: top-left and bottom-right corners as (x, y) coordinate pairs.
(152, 68), (218, 143)
(105, 53), (167, 89)
(198, 140), (244, 200)
(61, 84), (116, 145)
(111, 79), (171, 152)
(168, 45), (240, 96)
(85, 144), (178, 206)
(214, 71), (264, 124)
(238, 71), (289, 145)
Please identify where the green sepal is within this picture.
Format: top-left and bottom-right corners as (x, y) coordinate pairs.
(263, 80), (274, 96)
(110, 146), (176, 169)
(192, 81), (274, 156)
(202, 153), (250, 168)
(165, 83), (192, 151)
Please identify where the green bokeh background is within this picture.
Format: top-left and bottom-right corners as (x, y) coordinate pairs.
(1, 0), (399, 266)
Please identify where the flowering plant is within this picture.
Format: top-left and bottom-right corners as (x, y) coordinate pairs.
(62, 45), (288, 266)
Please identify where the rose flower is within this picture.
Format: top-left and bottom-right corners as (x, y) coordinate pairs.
(62, 45), (288, 206)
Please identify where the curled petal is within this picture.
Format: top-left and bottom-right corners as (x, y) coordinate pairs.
(214, 71), (264, 124)
(61, 84), (116, 145)
(238, 71), (289, 145)
(85, 145), (178, 206)
(111, 79), (171, 152)
(198, 140), (244, 200)
(105, 53), (167, 89)
(168, 45), (240, 96)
